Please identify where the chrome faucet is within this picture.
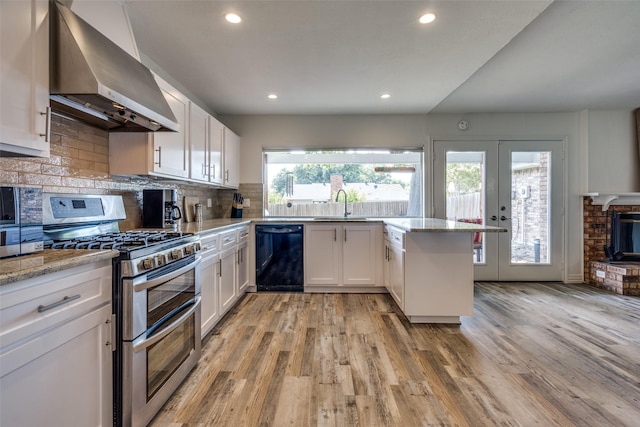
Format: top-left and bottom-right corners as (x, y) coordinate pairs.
(335, 189), (351, 218)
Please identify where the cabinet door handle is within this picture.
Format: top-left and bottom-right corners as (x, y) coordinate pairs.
(155, 146), (162, 166)
(344, 229), (347, 242)
(218, 259), (222, 277)
(39, 106), (51, 142)
(37, 294), (81, 313)
(334, 229), (337, 241)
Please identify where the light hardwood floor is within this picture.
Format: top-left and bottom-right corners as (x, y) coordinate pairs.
(150, 283), (640, 426)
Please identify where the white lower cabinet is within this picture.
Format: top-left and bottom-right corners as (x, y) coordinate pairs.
(199, 225), (251, 339)
(200, 232), (220, 337)
(219, 245), (237, 315)
(237, 239), (249, 293)
(384, 226), (405, 309)
(305, 223), (381, 288)
(0, 260), (113, 427)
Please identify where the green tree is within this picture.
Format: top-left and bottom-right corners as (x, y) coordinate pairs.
(270, 163), (408, 196)
(446, 163), (481, 195)
(344, 188), (366, 202)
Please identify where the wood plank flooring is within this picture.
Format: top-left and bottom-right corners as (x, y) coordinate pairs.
(149, 283), (640, 426)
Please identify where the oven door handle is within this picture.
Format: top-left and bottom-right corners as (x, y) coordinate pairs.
(132, 295), (201, 352)
(133, 256), (201, 292)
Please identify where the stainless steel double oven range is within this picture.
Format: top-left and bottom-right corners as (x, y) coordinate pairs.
(43, 193), (202, 427)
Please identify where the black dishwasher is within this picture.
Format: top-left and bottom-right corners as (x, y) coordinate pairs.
(255, 224), (304, 291)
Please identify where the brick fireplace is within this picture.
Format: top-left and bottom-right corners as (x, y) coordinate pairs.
(583, 197), (640, 296)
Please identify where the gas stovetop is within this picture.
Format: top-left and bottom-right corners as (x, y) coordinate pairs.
(46, 230), (189, 251)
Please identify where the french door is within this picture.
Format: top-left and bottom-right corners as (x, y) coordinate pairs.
(433, 140), (564, 281)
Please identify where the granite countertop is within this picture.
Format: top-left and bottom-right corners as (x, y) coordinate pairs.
(0, 249), (120, 286)
(177, 218), (253, 234)
(178, 217), (505, 234)
(0, 217), (503, 286)
(382, 218), (507, 233)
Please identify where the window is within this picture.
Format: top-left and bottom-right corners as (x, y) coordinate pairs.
(263, 149), (423, 217)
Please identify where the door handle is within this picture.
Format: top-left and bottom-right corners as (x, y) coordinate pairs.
(500, 216), (510, 221)
(490, 215), (497, 221)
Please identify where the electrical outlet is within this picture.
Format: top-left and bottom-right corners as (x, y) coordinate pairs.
(207, 199), (212, 208)
(243, 198), (250, 208)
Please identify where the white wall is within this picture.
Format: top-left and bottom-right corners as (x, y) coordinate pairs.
(584, 110), (639, 192)
(220, 112), (588, 282)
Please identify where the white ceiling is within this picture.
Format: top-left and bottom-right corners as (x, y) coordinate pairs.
(124, 0), (640, 115)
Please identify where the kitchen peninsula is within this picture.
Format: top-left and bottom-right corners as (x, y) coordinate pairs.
(0, 217), (504, 324)
(179, 217), (505, 324)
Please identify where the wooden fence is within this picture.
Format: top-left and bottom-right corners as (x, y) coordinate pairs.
(267, 200), (409, 217)
(446, 192), (481, 220)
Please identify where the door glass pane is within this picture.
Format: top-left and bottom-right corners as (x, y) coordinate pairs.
(445, 151), (485, 263)
(510, 151), (550, 264)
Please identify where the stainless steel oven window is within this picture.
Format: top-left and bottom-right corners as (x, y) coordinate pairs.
(146, 269), (196, 328)
(146, 311), (196, 399)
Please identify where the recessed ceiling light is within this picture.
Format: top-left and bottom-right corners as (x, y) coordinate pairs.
(268, 94), (278, 99)
(225, 13), (242, 24)
(419, 13), (436, 24)
(381, 93), (391, 99)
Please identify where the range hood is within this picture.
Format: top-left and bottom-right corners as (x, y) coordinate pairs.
(49, 1), (179, 132)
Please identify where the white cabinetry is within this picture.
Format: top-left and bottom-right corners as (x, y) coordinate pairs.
(109, 75), (189, 179)
(402, 232), (474, 323)
(305, 224), (342, 286)
(0, 260), (113, 427)
(236, 226), (250, 293)
(384, 226), (405, 309)
(200, 232), (220, 337)
(208, 116), (225, 185)
(189, 104), (226, 185)
(219, 245), (237, 316)
(189, 102), (209, 182)
(223, 127), (240, 188)
(0, 0), (50, 157)
(305, 223), (381, 290)
(199, 224), (251, 338)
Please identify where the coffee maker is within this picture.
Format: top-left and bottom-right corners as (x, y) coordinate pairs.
(142, 189), (182, 229)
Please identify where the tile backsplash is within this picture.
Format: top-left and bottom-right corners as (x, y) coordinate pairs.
(0, 114), (263, 229)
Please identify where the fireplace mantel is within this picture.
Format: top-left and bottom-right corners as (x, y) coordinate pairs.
(584, 193), (640, 211)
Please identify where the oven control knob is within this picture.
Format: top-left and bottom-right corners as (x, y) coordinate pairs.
(156, 254), (166, 266)
(184, 244), (194, 255)
(170, 249), (182, 260)
(194, 242), (201, 251)
(142, 257), (155, 270)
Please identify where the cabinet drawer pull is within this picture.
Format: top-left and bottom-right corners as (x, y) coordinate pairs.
(37, 294), (81, 313)
(155, 146), (162, 166)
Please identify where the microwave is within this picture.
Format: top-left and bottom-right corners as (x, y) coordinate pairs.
(0, 187), (44, 258)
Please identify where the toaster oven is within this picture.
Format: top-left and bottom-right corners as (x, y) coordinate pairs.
(0, 187), (43, 258)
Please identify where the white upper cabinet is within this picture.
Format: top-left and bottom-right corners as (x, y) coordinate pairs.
(153, 78), (189, 177)
(189, 102), (209, 182)
(0, 0), (50, 157)
(209, 116), (224, 185)
(223, 127), (240, 189)
(109, 75), (189, 179)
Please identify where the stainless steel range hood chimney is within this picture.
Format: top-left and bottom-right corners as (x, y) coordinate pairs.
(49, 1), (179, 132)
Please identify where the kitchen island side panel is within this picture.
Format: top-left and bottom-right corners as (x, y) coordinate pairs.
(403, 232), (474, 318)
